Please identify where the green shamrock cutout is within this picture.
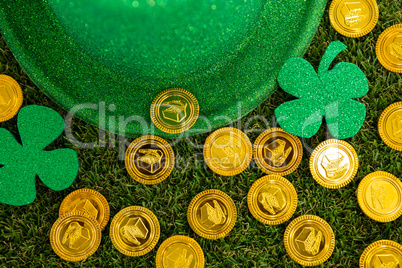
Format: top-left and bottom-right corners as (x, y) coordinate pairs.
(0, 105), (79, 206)
(275, 41), (368, 139)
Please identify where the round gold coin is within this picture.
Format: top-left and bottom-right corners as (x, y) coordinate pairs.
(59, 188), (110, 230)
(0, 75), (23, 122)
(284, 215), (335, 266)
(203, 127), (252, 176)
(50, 211), (101, 262)
(360, 240), (402, 268)
(110, 206), (160, 256)
(151, 88), (199, 134)
(378, 102), (402, 151)
(357, 171), (402, 222)
(125, 135), (175, 185)
(155, 235), (205, 268)
(253, 128), (303, 176)
(329, 0), (379, 38)
(247, 175), (297, 225)
(376, 24), (402, 73)
(310, 139), (359, 189)
(187, 189), (237, 239)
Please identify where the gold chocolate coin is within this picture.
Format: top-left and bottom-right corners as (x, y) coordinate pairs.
(156, 235), (205, 268)
(310, 139), (359, 189)
(125, 135), (175, 185)
(284, 215), (335, 266)
(187, 189), (237, 239)
(151, 88), (199, 134)
(357, 171), (402, 222)
(203, 127), (252, 176)
(378, 102), (402, 151)
(376, 24), (402, 73)
(253, 128), (302, 176)
(59, 188), (110, 230)
(360, 240), (402, 268)
(0, 75), (23, 122)
(247, 175), (297, 225)
(329, 0), (379, 38)
(50, 211), (101, 262)
(110, 206), (160, 256)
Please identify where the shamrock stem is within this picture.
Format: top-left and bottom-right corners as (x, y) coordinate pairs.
(318, 41), (347, 75)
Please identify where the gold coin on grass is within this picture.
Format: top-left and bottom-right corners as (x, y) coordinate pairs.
(378, 102), (402, 151)
(310, 139), (359, 189)
(156, 235), (205, 268)
(284, 215), (335, 266)
(0, 74), (23, 122)
(125, 135), (175, 185)
(110, 206), (160, 257)
(203, 127), (252, 176)
(376, 24), (402, 73)
(329, 0), (379, 38)
(360, 240), (402, 268)
(59, 188), (110, 230)
(50, 211), (101, 262)
(253, 128), (302, 176)
(187, 189), (237, 240)
(357, 171), (402, 222)
(151, 88), (199, 134)
(247, 175), (297, 225)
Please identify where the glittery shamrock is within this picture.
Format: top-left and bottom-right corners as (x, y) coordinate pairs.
(0, 105), (79, 206)
(275, 41), (368, 139)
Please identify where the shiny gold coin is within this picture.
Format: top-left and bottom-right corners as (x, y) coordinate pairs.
(284, 215), (335, 266)
(187, 189), (237, 239)
(151, 88), (199, 134)
(203, 127), (252, 176)
(253, 128), (302, 176)
(360, 240), (402, 268)
(0, 75), (23, 122)
(125, 135), (175, 185)
(155, 235), (205, 268)
(378, 102), (402, 151)
(357, 171), (402, 222)
(247, 175), (297, 225)
(329, 0), (379, 38)
(110, 206), (160, 256)
(59, 188), (110, 230)
(50, 211), (101, 262)
(376, 24), (402, 73)
(310, 139), (359, 189)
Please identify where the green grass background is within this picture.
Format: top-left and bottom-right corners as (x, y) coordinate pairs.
(1, 0), (402, 267)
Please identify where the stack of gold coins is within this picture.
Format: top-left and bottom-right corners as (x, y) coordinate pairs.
(50, 189), (110, 261)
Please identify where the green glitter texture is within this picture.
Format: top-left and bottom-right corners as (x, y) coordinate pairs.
(0, 0), (327, 138)
(275, 41), (369, 139)
(0, 105), (79, 206)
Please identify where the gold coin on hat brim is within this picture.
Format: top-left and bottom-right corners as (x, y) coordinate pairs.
(187, 189), (237, 240)
(247, 175), (297, 225)
(125, 135), (175, 185)
(110, 206), (160, 257)
(378, 102), (402, 151)
(329, 0), (378, 38)
(253, 127), (302, 176)
(0, 74), (23, 122)
(360, 240), (402, 268)
(284, 215), (335, 266)
(50, 211), (101, 262)
(156, 235), (205, 268)
(376, 24), (402, 73)
(357, 171), (402, 223)
(151, 88), (199, 134)
(59, 188), (110, 230)
(310, 139), (359, 189)
(203, 127), (252, 176)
